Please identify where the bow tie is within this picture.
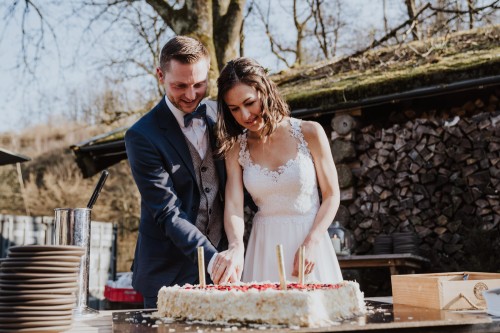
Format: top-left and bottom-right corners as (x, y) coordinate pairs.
(183, 104), (207, 127)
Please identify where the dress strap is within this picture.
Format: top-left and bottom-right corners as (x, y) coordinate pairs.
(237, 131), (251, 168)
(289, 118), (311, 157)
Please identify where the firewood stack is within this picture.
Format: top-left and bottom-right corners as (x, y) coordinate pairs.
(331, 106), (499, 271)
(330, 113), (359, 228)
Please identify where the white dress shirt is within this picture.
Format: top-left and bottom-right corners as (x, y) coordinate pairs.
(166, 96), (208, 159)
(165, 96), (218, 276)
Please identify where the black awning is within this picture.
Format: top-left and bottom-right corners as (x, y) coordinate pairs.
(70, 127), (127, 178)
(0, 148), (31, 166)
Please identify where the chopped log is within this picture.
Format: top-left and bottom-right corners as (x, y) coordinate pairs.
(340, 187), (355, 202)
(467, 170), (490, 187)
(359, 153), (378, 170)
(336, 163), (353, 189)
(331, 139), (356, 163)
(359, 220), (373, 229)
(331, 114), (357, 136)
(434, 227), (447, 235)
(444, 244), (463, 254)
(439, 233), (453, 243)
(420, 173), (436, 184)
(334, 205), (350, 226)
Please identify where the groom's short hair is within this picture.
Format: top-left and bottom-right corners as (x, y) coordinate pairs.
(160, 36), (210, 72)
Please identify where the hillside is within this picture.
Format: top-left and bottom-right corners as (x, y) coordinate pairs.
(0, 122), (140, 271)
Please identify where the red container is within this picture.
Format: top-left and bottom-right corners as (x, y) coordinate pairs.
(104, 285), (144, 303)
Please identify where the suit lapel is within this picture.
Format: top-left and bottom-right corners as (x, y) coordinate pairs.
(155, 98), (196, 180)
(204, 114), (217, 152)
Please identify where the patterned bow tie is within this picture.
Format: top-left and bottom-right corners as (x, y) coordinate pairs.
(183, 104), (207, 127)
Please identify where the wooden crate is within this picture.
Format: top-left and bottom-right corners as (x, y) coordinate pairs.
(391, 272), (500, 310)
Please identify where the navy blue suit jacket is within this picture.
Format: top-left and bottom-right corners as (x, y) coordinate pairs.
(125, 98), (226, 297)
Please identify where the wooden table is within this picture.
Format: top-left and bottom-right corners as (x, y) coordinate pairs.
(66, 300), (500, 333)
(67, 310), (114, 333)
(337, 253), (430, 275)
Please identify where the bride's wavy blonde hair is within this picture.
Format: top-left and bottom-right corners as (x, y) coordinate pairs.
(216, 57), (290, 157)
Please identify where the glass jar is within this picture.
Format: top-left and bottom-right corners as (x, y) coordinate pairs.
(328, 221), (356, 255)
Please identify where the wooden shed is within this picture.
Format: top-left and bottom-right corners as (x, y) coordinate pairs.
(273, 25), (500, 278)
(71, 25), (500, 282)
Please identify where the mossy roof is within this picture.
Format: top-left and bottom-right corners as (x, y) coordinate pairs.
(273, 25), (500, 111)
(76, 25), (500, 147)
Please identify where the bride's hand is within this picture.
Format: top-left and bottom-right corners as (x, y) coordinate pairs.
(211, 245), (244, 285)
(292, 244), (317, 277)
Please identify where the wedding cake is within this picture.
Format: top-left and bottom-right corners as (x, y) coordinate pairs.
(156, 281), (366, 327)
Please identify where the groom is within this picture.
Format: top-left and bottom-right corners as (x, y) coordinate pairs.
(125, 36), (226, 309)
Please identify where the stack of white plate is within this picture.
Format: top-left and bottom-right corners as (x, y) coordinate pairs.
(0, 245), (85, 332)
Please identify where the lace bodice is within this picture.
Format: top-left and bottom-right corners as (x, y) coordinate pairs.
(238, 118), (320, 219)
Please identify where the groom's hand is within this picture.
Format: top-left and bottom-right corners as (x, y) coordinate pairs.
(211, 246), (244, 284)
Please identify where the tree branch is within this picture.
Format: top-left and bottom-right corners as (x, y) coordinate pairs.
(311, 0), (329, 58)
(144, 0), (182, 32)
(6, 0), (61, 76)
(429, 0), (498, 14)
(255, 2), (293, 68)
(239, 0), (255, 57)
(350, 2), (431, 58)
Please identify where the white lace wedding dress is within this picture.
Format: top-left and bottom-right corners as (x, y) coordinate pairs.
(239, 118), (343, 283)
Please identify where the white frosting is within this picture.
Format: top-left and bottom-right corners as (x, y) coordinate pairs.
(157, 281), (366, 327)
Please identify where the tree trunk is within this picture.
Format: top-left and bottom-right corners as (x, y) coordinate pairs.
(405, 0), (420, 40)
(434, 0), (447, 33)
(213, 0), (245, 71)
(145, 0), (245, 96)
(467, 0), (475, 29)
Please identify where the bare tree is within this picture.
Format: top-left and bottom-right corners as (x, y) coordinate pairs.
(405, 0), (420, 40)
(424, 0), (499, 35)
(90, 2), (169, 98)
(350, 2), (431, 58)
(312, 0), (343, 60)
(0, 1), (60, 76)
(3, 1), (246, 97)
(383, 0), (390, 34)
(3, 0), (499, 118)
(432, 0), (449, 34)
(348, 0), (499, 58)
(255, 1), (294, 67)
(142, 0), (245, 92)
(255, 0), (331, 68)
(467, 0), (476, 28)
(240, 0), (255, 57)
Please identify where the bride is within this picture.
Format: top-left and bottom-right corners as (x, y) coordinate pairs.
(211, 57), (343, 284)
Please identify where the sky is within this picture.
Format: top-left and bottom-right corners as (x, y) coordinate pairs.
(0, 3), (89, 133)
(0, 1), (410, 134)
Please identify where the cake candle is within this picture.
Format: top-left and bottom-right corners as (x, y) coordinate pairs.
(299, 246), (305, 285)
(332, 234), (341, 254)
(198, 247), (206, 288)
(276, 244), (287, 290)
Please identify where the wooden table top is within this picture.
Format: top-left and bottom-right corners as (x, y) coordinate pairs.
(66, 298), (500, 333)
(337, 253), (430, 262)
(67, 310), (114, 333)
(337, 253), (430, 275)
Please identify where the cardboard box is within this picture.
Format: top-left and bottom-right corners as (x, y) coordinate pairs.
(483, 288), (500, 316)
(391, 272), (500, 310)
